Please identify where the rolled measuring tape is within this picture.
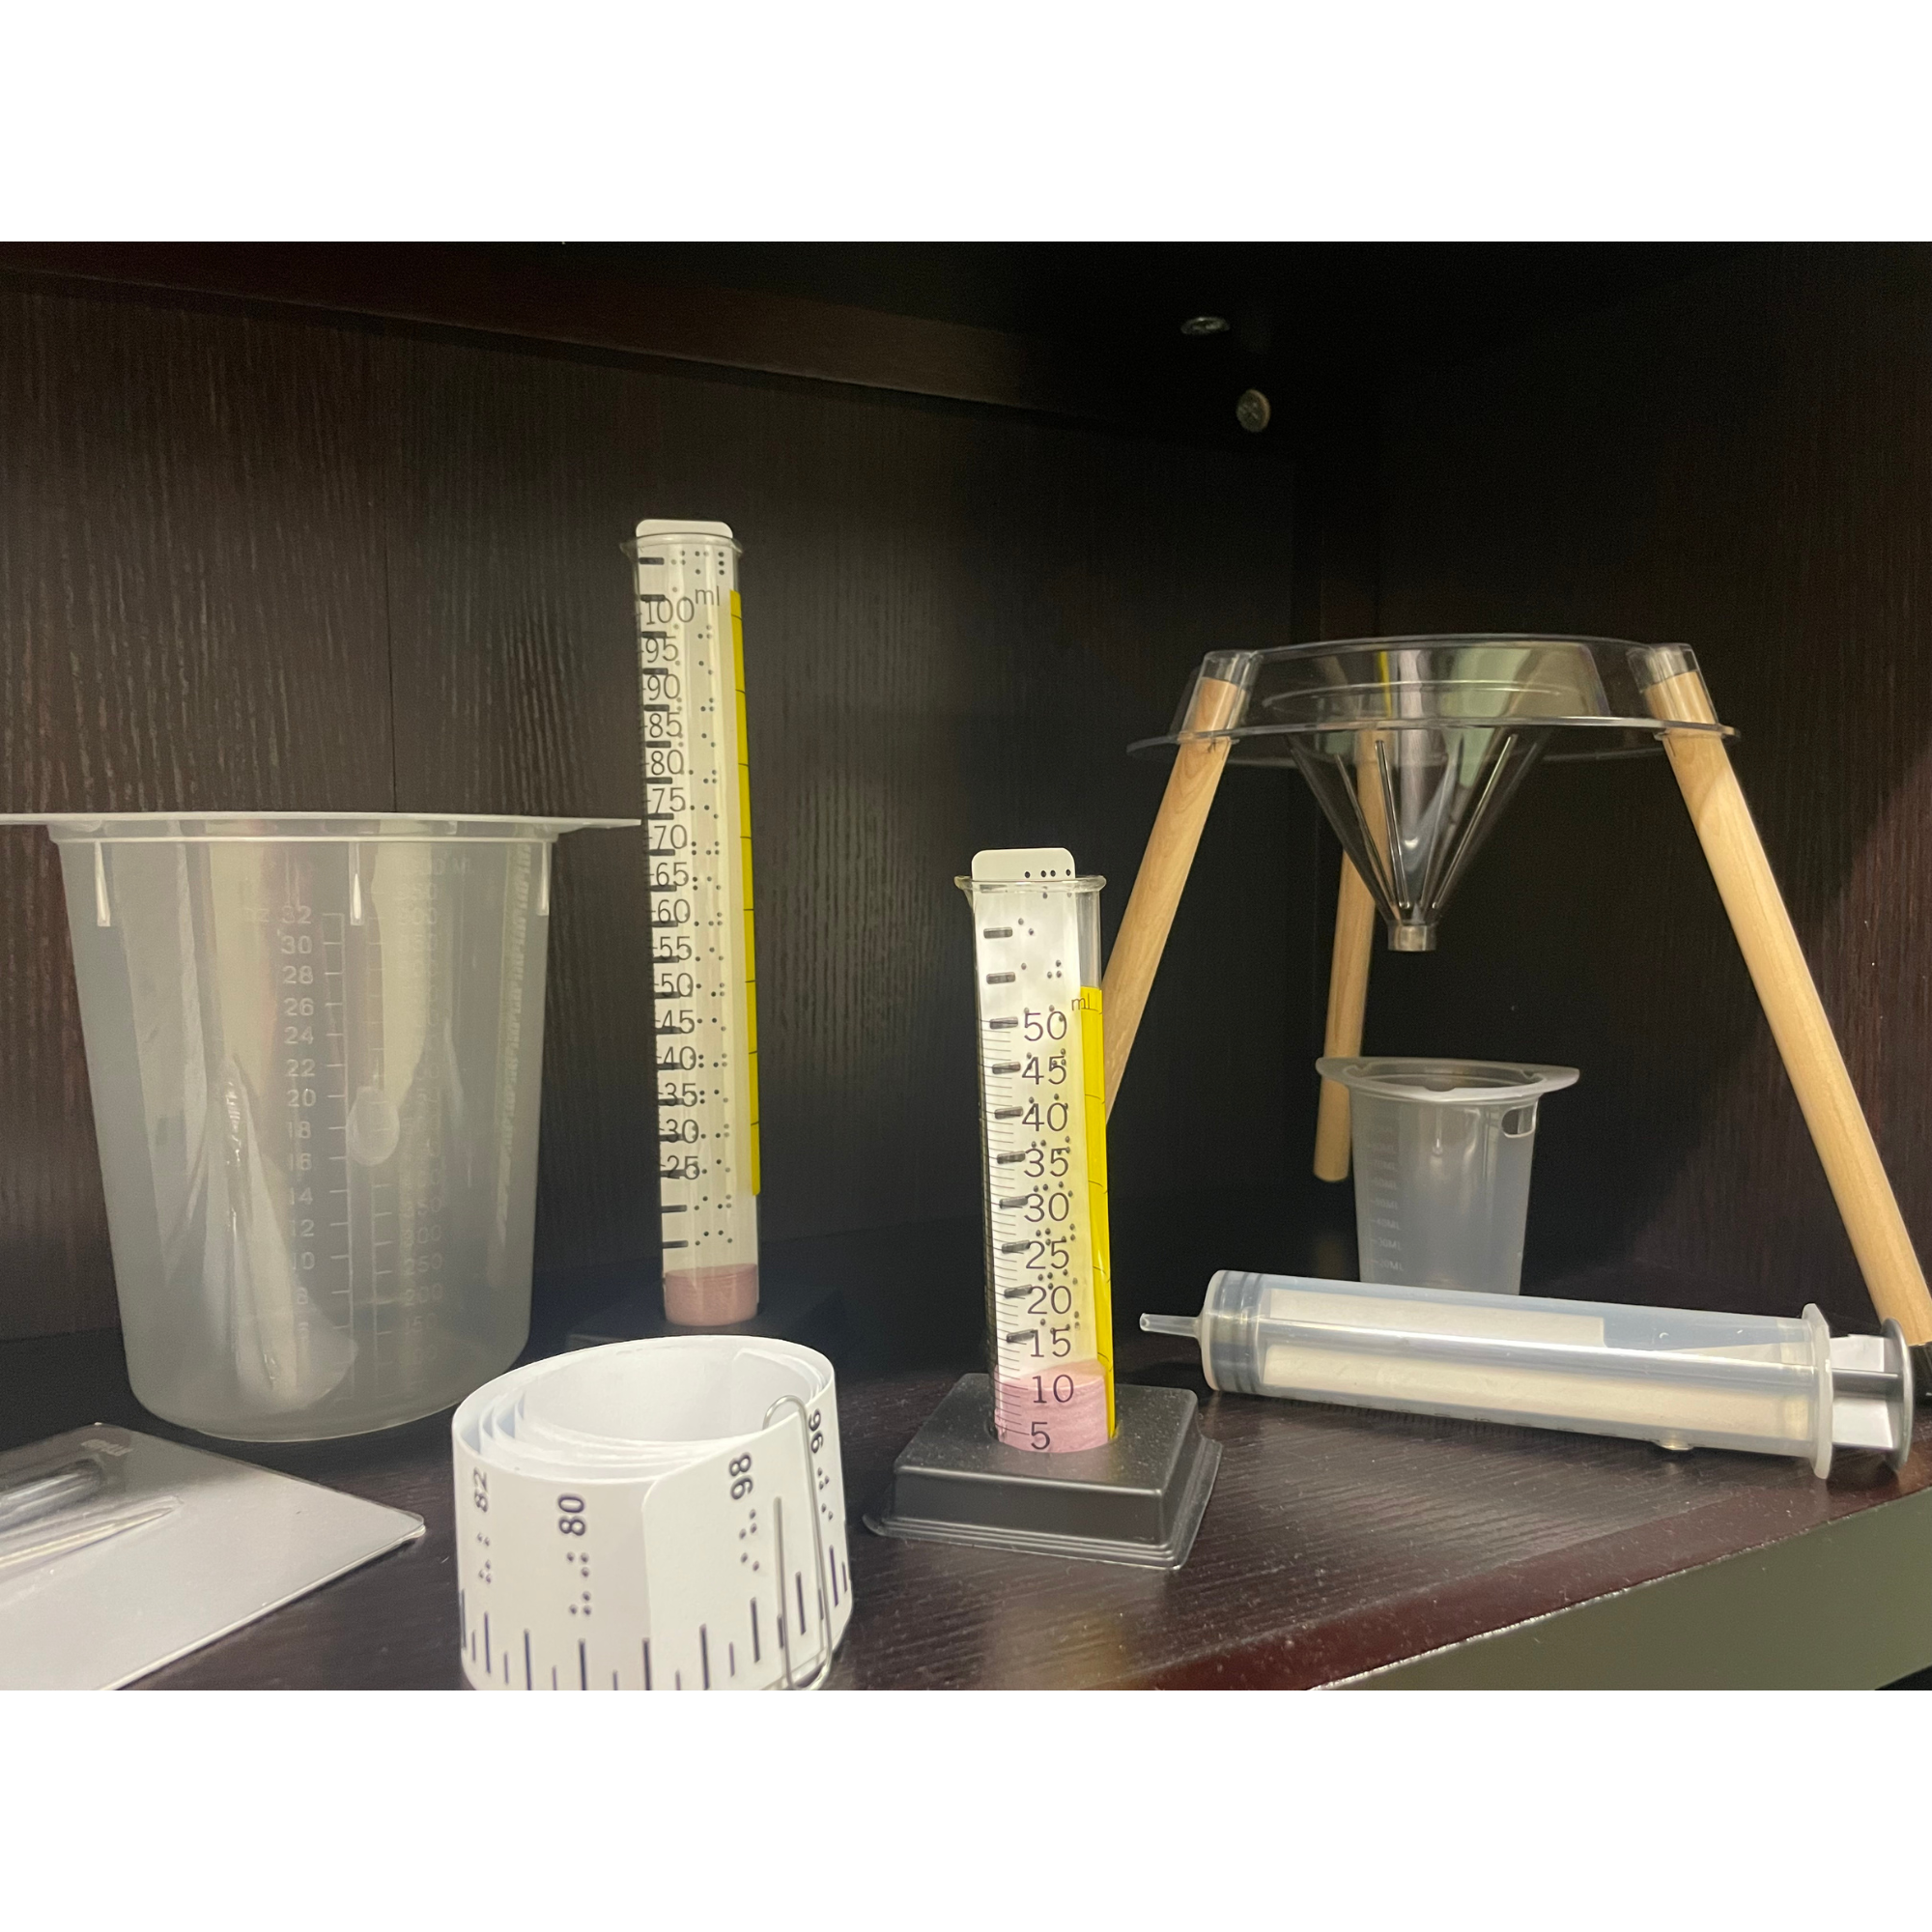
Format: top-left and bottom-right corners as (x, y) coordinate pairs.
(452, 1336), (852, 1691)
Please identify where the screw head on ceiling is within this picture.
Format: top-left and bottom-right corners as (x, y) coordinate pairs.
(1236, 388), (1272, 434)
(1179, 314), (1230, 337)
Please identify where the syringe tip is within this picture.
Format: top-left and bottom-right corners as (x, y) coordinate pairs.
(1140, 1313), (1200, 1339)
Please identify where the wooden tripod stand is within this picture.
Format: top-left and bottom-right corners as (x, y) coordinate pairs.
(1101, 648), (1932, 1360)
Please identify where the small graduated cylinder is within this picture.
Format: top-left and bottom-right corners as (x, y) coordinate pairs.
(1147, 1270), (1845, 1475)
(958, 849), (1115, 1451)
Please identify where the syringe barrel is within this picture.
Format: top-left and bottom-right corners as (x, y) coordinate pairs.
(1198, 1271), (1834, 1473)
(1194, 1269), (1269, 1395)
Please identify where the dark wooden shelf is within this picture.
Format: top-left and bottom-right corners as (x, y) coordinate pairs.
(5, 1196), (1927, 1690)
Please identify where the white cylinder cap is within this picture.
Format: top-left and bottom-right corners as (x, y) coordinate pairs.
(634, 519), (735, 540)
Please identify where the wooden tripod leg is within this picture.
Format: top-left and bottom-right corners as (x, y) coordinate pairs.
(1313, 858), (1377, 1179)
(1646, 658), (1932, 1346)
(1313, 729), (1386, 1180)
(1102, 673), (1246, 1118)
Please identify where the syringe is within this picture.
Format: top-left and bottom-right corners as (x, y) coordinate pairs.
(1143, 1270), (1914, 1476)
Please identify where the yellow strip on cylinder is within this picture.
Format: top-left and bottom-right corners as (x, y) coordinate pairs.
(1078, 984), (1116, 1435)
(731, 590), (760, 1196)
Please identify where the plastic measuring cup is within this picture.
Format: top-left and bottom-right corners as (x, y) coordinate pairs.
(3, 812), (631, 1440)
(1315, 1056), (1578, 1293)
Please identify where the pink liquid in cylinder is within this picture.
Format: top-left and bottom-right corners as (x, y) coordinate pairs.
(664, 1264), (759, 1327)
(992, 1360), (1110, 1452)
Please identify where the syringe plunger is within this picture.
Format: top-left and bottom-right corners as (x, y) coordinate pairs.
(1142, 1270), (1914, 1478)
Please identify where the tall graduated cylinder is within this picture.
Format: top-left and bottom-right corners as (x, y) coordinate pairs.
(629, 522), (762, 1327)
(957, 849), (1115, 1450)
(4, 812), (625, 1441)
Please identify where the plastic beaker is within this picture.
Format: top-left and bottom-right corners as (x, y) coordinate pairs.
(3, 812), (630, 1440)
(1314, 1057), (1578, 1293)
